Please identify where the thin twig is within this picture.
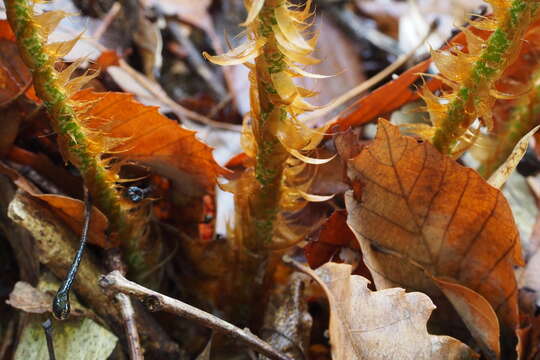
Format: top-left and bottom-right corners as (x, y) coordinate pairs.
(52, 187), (92, 320)
(100, 271), (293, 360)
(42, 319), (56, 360)
(93, 2), (122, 42)
(117, 59), (242, 131)
(61, 27), (242, 132)
(304, 19), (438, 126)
(169, 21), (227, 98)
(116, 293), (143, 360)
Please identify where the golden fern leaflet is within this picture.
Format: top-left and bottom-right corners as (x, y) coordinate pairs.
(205, 0), (331, 251)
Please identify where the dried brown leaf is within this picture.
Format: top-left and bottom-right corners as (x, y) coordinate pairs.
(304, 210), (357, 269)
(37, 194), (112, 248)
(346, 120), (522, 357)
(6, 281), (51, 314)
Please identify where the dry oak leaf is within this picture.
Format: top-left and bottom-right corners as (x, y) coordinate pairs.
(72, 90), (228, 195)
(303, 262), (476, 359)
(346, 120), (522, 358)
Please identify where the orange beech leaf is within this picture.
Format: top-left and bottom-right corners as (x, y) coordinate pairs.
(336, 59), (431, 131)
(334, 29), (477, 131)
(0, 19), (16, 41)
(345, 119), (522, 357)
(36, 194), (115, 248)
(299, 262), (476, 359)
(96, 50), (120, 69)
(72, 90), (229, 195)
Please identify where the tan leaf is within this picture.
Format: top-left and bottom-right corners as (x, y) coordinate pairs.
(72, 90), (228, 195)
(433, 277), (500, 359)
(346, 119), (522, 357)
(487, 125), (540, 189)
(7, 281), (52, 314)
(300, 261), (476, 359)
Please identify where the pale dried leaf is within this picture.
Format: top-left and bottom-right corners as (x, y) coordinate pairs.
(488, 126), (540, 189)
(7, 282), (51, 314)
(14, 317), (117, 360)
(301, 262), (475, 359)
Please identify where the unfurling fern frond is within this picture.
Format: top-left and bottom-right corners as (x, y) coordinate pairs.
(205, 0), (332, 252)
(417, 0), (540, 156)
(5, 0), (159, 285)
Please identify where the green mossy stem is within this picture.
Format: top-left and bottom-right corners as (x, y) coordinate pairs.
(5, 0), (154, 284)
(226, 0), (298, 326)
(432, 0), (539, 155)
(245, 0), (289, 252)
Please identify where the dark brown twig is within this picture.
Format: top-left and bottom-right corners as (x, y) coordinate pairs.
(42, 319), (56, 360)
(100, 271), (293, 360)
(52, 187), (92, 320)
(116, 293), (143, 360)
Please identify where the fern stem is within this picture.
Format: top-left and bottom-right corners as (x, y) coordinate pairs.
(432, 0), (539, 154)
(247, 0), (290, 250)
(5, 0), (154, 284)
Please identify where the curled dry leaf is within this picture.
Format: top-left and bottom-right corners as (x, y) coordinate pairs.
(7, 281), (52, 314)
(346, 120), (522, 358)
(0, 161), (112, 248)
(488, 126), (540, 189)
(37, 194), (112, 248)
(300, 261), (476, 359)
(7, 275), (94, 319)
(72, 90), (228, 196)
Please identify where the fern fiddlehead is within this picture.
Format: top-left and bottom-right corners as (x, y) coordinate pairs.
(206, 0), (329, 252)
